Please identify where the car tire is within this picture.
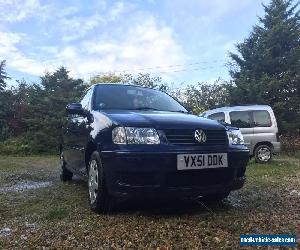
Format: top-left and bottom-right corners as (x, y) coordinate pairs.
(88, 151), (112, 214)
(60, 153), (73, 182)
(254, 145), (272, 163)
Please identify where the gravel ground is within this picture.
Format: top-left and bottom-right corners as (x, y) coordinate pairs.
(0, 155), (299, 249)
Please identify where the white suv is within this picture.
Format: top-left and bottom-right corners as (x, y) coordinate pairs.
(201, 105), (281, 163)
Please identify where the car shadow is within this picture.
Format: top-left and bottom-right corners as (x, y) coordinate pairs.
(70, 175), (235, 216)
(113, 198), (233, 216)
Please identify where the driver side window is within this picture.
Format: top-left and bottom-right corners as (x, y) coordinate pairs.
(81, 88), (93, 110)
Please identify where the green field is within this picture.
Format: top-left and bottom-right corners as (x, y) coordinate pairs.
(0, 155), (299, 249)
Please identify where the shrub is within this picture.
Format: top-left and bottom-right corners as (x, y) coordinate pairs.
(0, 137), (32, 155)
(280, 135), (300, 155)
(0, 135), (58, 155)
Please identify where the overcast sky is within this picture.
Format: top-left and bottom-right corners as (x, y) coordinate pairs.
(0, 0), (272, 86)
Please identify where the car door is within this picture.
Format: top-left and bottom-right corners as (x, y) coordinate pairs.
(64, 88), (94, 175)
(229, 111), (254, 153)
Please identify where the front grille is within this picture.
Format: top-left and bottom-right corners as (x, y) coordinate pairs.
(165, 168), (234, 188)
(164, 129), (227, 146)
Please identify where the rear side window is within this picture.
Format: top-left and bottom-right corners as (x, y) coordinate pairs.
(253, 110), (272, 127)
(207, 112), (225, 122)
(230, 111), (252, 128)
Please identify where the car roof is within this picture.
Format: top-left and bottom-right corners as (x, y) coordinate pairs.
(204, 105), (273, 114)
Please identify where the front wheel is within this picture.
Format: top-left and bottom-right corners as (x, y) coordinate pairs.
(88, 151), (112, 213)
(254, 145), (272, 163)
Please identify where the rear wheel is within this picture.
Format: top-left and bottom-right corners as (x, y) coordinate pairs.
(60, 153), (73, 182)
(88, 151), (112, 213)
(254, 145), (272, 163)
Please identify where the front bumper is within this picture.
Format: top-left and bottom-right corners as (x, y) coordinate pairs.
(100, 149), (249, 200)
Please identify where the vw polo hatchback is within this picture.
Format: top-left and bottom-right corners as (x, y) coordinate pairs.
(60, 84), (249, 213)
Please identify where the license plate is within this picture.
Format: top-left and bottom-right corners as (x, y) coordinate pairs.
(177, 153), (228, 170)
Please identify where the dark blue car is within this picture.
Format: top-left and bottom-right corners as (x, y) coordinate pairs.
(61, 84), (249, 213)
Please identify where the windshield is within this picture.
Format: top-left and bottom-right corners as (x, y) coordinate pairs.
(93, 84), (187, 113)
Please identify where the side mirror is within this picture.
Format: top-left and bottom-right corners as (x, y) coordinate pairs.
(66, 103), (84, 115)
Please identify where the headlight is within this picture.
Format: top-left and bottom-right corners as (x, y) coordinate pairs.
(227, 129), (244, 145)
(112, 127), (160, 144)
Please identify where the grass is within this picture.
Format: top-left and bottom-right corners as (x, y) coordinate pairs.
(46, 208), (68, 221)
(0, 154), (299, 249)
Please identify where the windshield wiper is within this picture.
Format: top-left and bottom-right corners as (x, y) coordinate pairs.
(167, 110), (188, 113)
(132, 107), (160, 111)
(132, 107), (188, 113)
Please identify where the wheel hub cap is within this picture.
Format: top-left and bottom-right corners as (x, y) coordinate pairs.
(258, 147), (271, 162)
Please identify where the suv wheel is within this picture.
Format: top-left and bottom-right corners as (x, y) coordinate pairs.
(88, 151), (112, 213)
(255, 145), (272, 163)
(60, 153), (73, 182)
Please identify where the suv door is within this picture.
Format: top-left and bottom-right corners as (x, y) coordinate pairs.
(229, 111), (254, 154)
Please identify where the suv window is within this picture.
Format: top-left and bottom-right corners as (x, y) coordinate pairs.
(253, 110), (272, 127)
(207, 112), (225, 122)
(230, 111), (252, 128)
